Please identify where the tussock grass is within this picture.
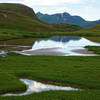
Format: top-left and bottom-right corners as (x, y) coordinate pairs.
(86, 46), (100, 54)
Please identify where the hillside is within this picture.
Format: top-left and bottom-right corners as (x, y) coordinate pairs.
(0, 3), (56, 32)
(75, 23), (100, 42)
(79, 24), (100, 33)
(0, 3), (38, 19)
(37, 12), (100, 28)
(0, 3), (82, 32)
(0, 3), (83, 40)
(83, 24), (100, 32)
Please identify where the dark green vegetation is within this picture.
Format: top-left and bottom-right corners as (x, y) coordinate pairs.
(76, 23), (100, 42)
(0, 3), (100, 44)
(0, 3), (55, 32)
(80, 23), (100, 33)
(0, 23), (100, 45)
(0, 73), (26, 94)
(0, 38), (40, 46)
(0, 3), (37, 19)
(1, 90), (100, 100)
(0, 3), (82, 41)
(86, 46), (100, 54)
(0, 53), (100, 99)
(0, 3), (100, 100)
(37, 12), (100, 28)
(52, 23), (82, 32)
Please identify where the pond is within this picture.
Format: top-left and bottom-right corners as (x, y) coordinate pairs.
(22, 36), (100, 56)
(0, 51), (7, 55)
(4, 79), (78, 96)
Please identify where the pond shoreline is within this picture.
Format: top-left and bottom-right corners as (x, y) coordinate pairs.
(0, 87), (26, 95)
(72, 48), (97, 55)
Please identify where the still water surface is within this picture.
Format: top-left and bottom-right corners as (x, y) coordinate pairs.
(22, 36), (100, 56)
(4, 79), (78, 96)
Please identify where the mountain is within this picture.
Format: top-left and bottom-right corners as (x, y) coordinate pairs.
(0, 3), (82, 34)
(0, 3), (83, 41)
(0, 3), (56, 32)
(36, 12), (100, 28)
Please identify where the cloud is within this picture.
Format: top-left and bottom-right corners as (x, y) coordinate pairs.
(24, 0), (83, 6)
(51, 7), (69, 14)
(81, 6), (100, 20)
(0, 0), (100, 20)
(0, 0), (83, 6)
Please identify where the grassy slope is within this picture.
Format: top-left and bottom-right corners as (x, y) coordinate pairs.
(75, 23), (100, 42)
(0, 54), (100, 96)
(0, 3), (37, 19)
(0, 3), (56, 33)
(78, 24), (100, 35)
(0, 3), (82, 41)
(0, 3), (100, 44)
(0, 24), (100, 45)
(0, 10), (55, 32)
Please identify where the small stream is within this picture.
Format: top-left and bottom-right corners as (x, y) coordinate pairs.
(3, 79), (78, 96)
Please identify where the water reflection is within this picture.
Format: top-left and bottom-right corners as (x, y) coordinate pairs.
(0, 51), (7, 55)
(4, 79), (78, 96)
(22, 36), (100, 56)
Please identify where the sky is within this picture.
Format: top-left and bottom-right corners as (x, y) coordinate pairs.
(0, 0), (100, 21)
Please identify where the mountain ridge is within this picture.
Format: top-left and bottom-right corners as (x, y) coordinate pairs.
(36, 12), (100, 28)
(0, 3), (83, 41)
(0, 3), (82, 33)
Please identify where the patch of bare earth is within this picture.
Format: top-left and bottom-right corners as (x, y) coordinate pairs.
(72, 48), (100, 56)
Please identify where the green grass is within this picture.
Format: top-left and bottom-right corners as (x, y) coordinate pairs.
(86, 46), (100, 54)
(0, 30), (100, 46)
(1, 90), (100, 100)
(0, 37), (40, 46)
(0, 3), (82, 39)
(0, 73), (26, 94)
(0, 53), (100, 90)
(0, 3), (100, 44)
(0, 3), (82, 43)
(0, 3), (37, 19)
(0, 3), (100, 100)
(0, 53), (100, 99)
(0, 3), (100, 43)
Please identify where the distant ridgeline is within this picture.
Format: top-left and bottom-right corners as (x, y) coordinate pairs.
(36, 12), (100, 28)
(0, 3), (82, 33)
(79, 23), (100, 33)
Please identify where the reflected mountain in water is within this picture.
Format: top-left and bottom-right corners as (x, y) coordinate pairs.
(22, 36), (100, 56)
(32, 36), (100, 50)
(43, 36), (81, 43)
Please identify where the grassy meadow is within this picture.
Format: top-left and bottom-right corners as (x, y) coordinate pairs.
(0, 3), (100, 100)
(86, 46), (100, 54)
(1, 90), (100, 100)
(0, 53), (100, 99)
